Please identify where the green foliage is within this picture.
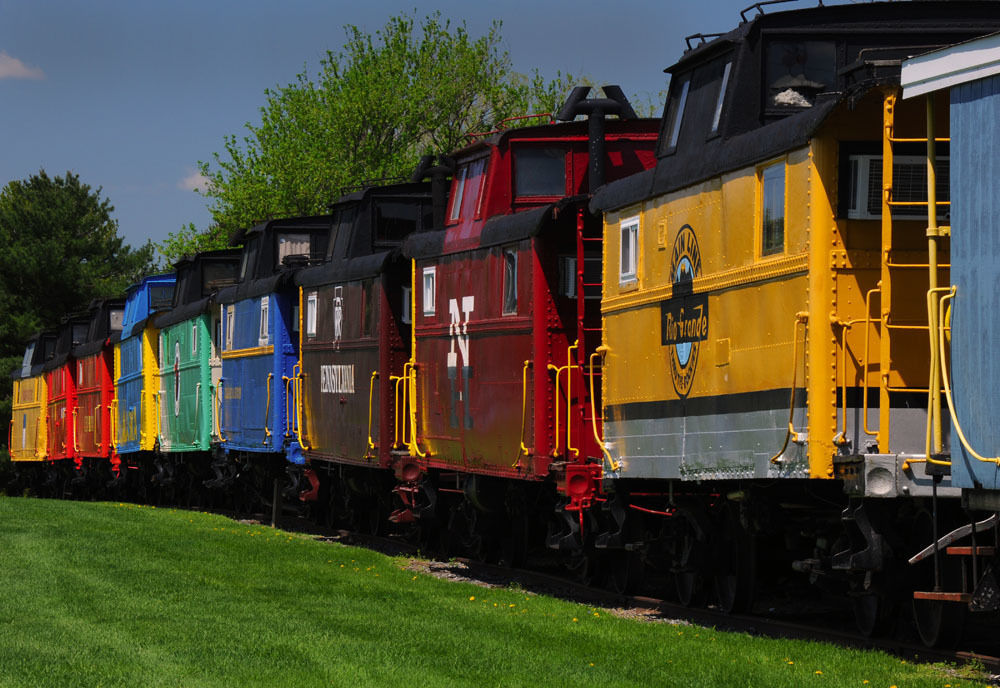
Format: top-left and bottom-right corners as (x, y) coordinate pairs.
(165, 13), (573, 262)
(0, 497), (985, 687)
(0, 170), (158, 453)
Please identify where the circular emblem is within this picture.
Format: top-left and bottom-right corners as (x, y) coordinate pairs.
(663, 225), (706, 398)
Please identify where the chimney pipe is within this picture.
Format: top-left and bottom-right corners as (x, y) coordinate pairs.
(555, 85), (637, 193)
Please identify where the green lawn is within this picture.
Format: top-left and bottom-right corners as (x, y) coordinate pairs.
(0, 496), (983, 687)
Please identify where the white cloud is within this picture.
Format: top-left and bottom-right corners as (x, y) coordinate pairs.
(178, 169), (211, 192)
(0, 52), (44, 80)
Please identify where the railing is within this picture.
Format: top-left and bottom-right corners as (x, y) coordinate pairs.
(770, 313), (808, 464)
(367, 371), (379, 458)
(547, 341), (580, 459)
(215, 380), (227, 443)
(588, 350), (618, 472)
(263, 374), (272, 444)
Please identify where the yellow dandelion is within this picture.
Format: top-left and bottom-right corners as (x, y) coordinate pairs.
(589, 663), (594, 667)
(573, 617), (578, 622)
(593, 612), (599, 617)
(787, 661), (794, 666)
(494, 603), (498, 607)
(469, 596), (475, 601)
(509, 604), (515, 608)
(815, 670), (822, 675)
(412, 576), (417, 581)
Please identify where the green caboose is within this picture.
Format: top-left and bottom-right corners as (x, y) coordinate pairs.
(154, 250), (240, 454)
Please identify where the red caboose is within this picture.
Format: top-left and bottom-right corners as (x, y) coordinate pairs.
(395, 87), (658, 559)
(71, 299), (124, 489)
(42, 314), (90, 474)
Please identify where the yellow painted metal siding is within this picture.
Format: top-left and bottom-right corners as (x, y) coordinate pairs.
(10, 376), (47, 461)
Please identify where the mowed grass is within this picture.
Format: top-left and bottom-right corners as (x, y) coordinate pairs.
(0, 497), (983, 688)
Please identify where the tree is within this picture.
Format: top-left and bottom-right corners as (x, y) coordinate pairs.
(0, 170), (158, 460)
(162, 13), (573, 261)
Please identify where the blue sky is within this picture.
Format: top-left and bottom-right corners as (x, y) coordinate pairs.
(0, 0), (849, 254)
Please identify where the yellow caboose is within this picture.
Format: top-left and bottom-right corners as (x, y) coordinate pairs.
(592, 1), (1000, 643)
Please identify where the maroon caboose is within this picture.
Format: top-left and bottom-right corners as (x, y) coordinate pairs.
(394, 87), (658, 560)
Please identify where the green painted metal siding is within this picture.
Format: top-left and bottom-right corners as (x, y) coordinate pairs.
(158, 315), (215, 452)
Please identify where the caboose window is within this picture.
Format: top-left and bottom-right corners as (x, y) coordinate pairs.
(109, 309), (124, 332)
(362, 279), (376, 337)
(662, 74), (690, 153)
(502, 247), (517, 315)
(711, 62), (733, 134)
(402, 287), (411, 325)
(225, 305), (234, 350)
(306, 291), (317, 338)
(422, 267), (436, 316)
(258, 296), (269, 346)
(765, 41), (835, 109)
(449, 166), (468, 221)
(192, 323), (198, 355)
(149, 284), (175, 310)
(20, 343), (34, 377)
(619, 216), (639, 285)
(72, 323), (88, 346)
(515, 148), (565, 197)
(761, 162), (786, 256)
(203, 262), (238, 295)
(375, 200), (421, 246)
(277, 233), (312, 266)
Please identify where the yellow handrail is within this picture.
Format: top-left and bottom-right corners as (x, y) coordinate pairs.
(405, 362), (427, 458)
(282, 375), (292, 437)
(769, 312), (808, 464)
(390, 372), (405, 449)
(937, 289), (1000, 465)
(263, 373), (273, 442)
(566, 341), (579, 459)
(924, 287), (952, 466)
(110, 399), (118, 451)
(193, 383), (201, 446)
(862, 287), (880, 437)
(216, 379), (228, 443)
(547, 362), (566, 456)
(72, 408), (80, 454)
(834, 317), (866, 446)
(154, 390), (163, 447)
(293, 363), (309, 450)
(8, 419), (13, 459)
(367, 370), (378, 455)
(95, 405), (102, 455)
(588, 350), (618, 472)
(515, 360), (532, 466)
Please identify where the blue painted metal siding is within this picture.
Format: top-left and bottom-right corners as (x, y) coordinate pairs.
(116, 332), (144, 455)
(950, 73), (1000, 489)
(219, 290), (297, 455)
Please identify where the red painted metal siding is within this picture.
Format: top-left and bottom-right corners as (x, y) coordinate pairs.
(74, 349), (114, 460)
(45, 364), (77, 464)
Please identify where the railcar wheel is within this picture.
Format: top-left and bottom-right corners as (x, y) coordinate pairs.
(911, 509), (967, 648)
(713, 504), (756, 614)
(607, 550), (644, 595)
(851, 587), (893, 638)
(673, 516), (708, 607)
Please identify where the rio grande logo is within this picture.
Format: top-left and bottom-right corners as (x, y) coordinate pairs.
(661, 225), (708, 398)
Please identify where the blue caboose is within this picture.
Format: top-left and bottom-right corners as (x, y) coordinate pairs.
(114, 273), (176, 461)
(217, 217), (330, 468)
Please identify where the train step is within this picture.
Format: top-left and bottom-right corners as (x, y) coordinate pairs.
(912, 591), (972, 603)
(945, 546), (996, 556)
